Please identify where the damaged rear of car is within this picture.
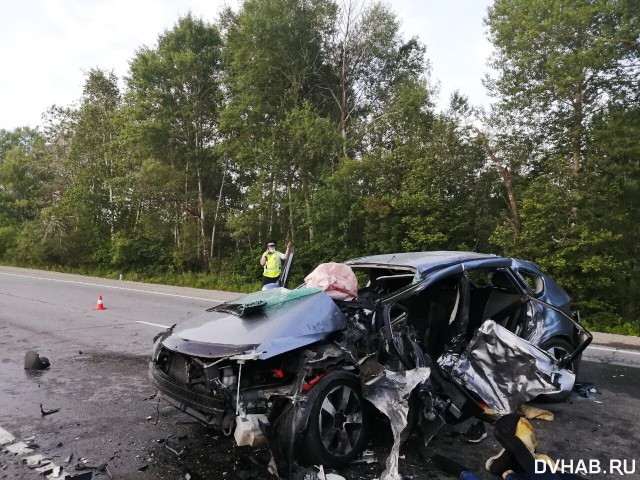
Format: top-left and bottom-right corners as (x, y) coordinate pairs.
(149, 251), (592, 477)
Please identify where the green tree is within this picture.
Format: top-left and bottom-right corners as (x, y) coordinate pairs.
(486, 0), (640, 332)
(220, 0), (340, 247)
(320, 0), (426, 156)
(127, 14), (224, 268)
(486, 0), (640, 174)
(0, 128), (50, 257)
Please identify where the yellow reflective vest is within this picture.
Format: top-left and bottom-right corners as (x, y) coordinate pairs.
(263, 251), (283, 278)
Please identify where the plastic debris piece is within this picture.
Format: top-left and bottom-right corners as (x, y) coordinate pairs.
(518, 404), (554, 422)
(24, 351), (50, 370)
(164, 435), (185, 456)
(573, 382), (598, 398)
(40, 404), (60, 416)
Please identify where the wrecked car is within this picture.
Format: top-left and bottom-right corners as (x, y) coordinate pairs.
(149, 251), (591, 474)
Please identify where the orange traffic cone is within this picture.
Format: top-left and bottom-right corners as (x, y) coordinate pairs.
(94, 295), (107, 310)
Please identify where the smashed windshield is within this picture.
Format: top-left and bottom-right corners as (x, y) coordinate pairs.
(207, 287), (322, 316)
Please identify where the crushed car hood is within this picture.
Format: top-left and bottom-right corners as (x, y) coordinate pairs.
(162, 288), (346, 359)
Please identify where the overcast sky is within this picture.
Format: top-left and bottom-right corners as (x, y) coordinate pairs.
(0, 0), (494, 131)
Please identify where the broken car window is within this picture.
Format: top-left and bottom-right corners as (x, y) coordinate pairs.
(518, 269), (545, 295)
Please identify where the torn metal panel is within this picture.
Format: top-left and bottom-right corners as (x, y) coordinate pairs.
(364, 367), (431, 480)
(438, 320), (574, 414)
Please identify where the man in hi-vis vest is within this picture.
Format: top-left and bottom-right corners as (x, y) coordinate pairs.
(260, 240), (292, 286)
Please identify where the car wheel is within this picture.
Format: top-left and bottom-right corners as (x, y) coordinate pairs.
(301, 372), (367, 468)
(540, 337), (579, 401)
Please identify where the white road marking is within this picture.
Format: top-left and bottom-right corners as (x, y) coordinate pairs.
(0, 426), (15, 445)
(0, 271), (224, 303)
(586, 345), (640, 356)
(136, 321), (171, 329)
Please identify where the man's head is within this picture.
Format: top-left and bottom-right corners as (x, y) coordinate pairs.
(266, 240), (276, 253)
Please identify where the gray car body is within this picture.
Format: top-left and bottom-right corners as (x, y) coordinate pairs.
(161, 251), (580, 360)
(344, 251), (577, 348)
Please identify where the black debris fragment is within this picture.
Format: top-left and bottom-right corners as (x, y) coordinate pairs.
(66, 472), (93, 480)
(40, 404), (60, 416)
(573, 382), (598, 398)
(138, 464), (149, 471)
(24, 351), (50, 370)
(352, 449), (378, 464)
(164, 434), (186, 456)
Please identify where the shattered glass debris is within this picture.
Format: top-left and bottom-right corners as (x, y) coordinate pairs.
(208, 287), (323, 315)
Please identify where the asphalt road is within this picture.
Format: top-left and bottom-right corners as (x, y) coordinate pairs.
(1, 266), (639, 480)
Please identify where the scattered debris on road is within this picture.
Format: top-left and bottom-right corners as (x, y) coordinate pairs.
(573, 382), (599, 398)
(351, 449), (377, 465)
(24, 350), (50, 370)
(40, 404), (60, 416)
(164, 434), (186, 457)
(66, 472), (93, 480)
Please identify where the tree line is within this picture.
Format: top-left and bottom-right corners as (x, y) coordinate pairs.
(1, 0), (638, 334)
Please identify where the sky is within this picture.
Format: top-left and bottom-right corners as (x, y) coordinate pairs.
(0, 0), (494, 131)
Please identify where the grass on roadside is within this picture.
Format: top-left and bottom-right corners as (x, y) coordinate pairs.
(1, 261), (260, 294)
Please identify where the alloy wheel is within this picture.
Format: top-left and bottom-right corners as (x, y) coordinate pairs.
(318, 384), (364, 456)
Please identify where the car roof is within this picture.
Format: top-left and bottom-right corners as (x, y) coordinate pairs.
(345, 251), (502, 277)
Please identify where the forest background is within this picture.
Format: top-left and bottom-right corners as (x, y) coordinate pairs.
(1, 0), (638, 334)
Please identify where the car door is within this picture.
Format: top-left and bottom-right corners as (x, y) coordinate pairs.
(276, 245), (295, 288)
(379, 263), (585, 414)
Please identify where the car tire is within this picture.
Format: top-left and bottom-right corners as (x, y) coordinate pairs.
(300, 372), (367, 468)
(540, 336), (579, 402)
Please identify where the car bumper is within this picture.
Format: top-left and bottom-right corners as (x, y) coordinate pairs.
(149, 362), (229, 427)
